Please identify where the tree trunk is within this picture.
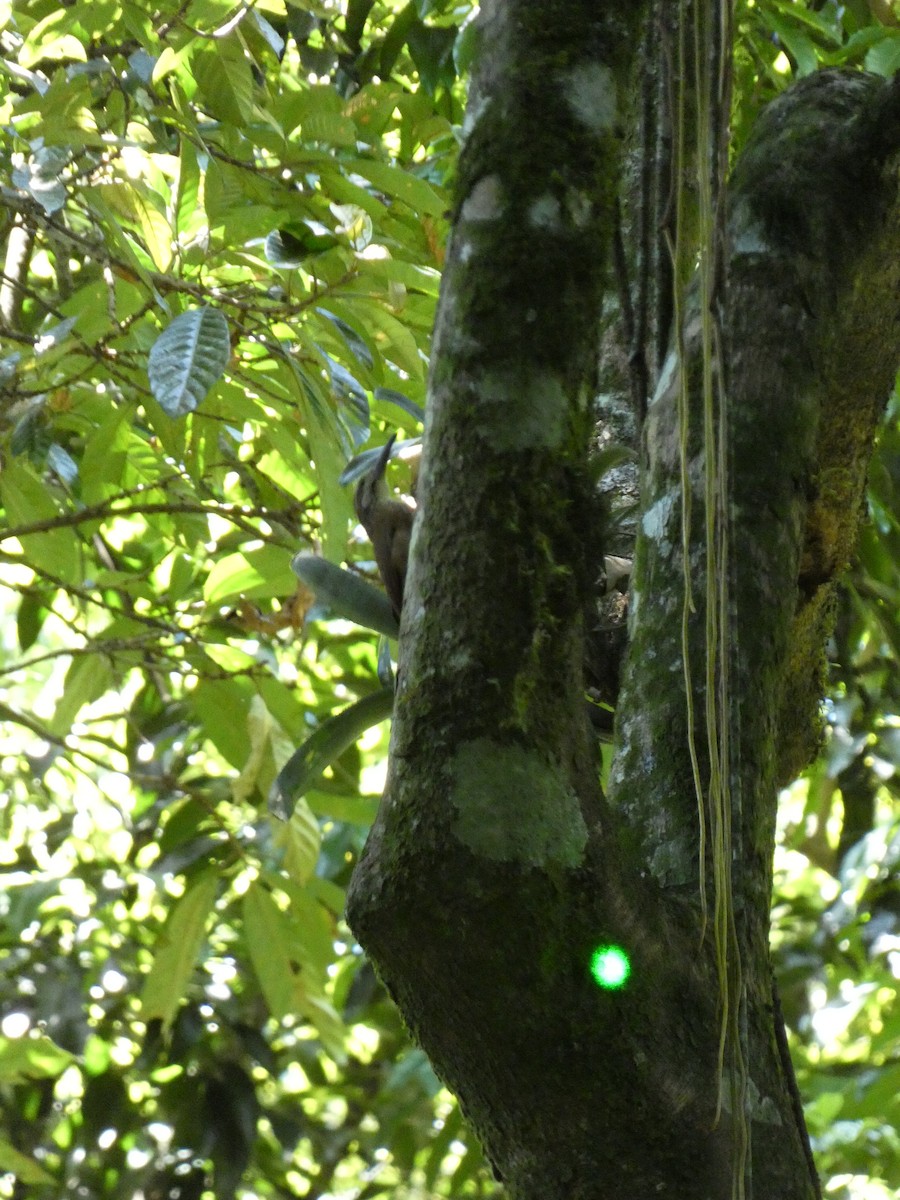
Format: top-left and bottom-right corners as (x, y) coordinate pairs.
(347, 3), (900, 1195)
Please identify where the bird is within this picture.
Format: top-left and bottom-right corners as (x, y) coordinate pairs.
(354, 435), (416, 619)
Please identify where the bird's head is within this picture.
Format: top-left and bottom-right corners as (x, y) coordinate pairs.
(354, 434), (396, 533)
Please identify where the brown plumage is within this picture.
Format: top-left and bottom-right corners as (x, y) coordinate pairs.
(354, 435), (416, 619)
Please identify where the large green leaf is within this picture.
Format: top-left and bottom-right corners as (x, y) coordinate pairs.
(193, 39), (256, 126)
(0, 458), (81, 585)
(275, 798), (323, 886)
(242, 883), (306, 1021)
(243, 882), (347, 1061)
(140, 872), (219, 1029)
(292, 553), (398, 636)
(148, 307), (231, 418)
(204, 544), (298, 605)
(271, 688), (394, 819)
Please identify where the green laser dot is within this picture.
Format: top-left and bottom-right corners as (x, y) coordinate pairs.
(590, 944), (631, 990)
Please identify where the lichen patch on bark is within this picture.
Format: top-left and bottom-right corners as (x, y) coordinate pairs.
(450, 738), (588, 867)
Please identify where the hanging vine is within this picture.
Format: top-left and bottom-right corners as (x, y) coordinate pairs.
(668, 1), (749, 1195)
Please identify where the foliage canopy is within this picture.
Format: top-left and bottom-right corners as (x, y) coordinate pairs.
(1, 1), (899, 1197)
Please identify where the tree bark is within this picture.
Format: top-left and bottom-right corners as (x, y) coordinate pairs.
(347, 1), (900, 1192)
(611, 66), (900, 1200)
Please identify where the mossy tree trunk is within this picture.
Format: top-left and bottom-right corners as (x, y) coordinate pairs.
(347, 2), (900, 1195)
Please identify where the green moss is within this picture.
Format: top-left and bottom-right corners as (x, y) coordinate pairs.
(450, 738), (588, 868)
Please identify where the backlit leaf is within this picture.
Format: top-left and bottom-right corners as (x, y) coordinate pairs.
(140, 872), (219, 1029)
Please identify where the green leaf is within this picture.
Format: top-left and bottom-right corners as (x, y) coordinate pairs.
(274, 798), (322, 886)
(50, 652), (114, 737)
(453, 15), (481, 73)
(379, 1), (417, 76)
(407, 20), (458, 95)
(373, 387), (426, 424)
(271, 688), (394, 819)
(175, 138), (203, 240)
(189, 676), (253, 768)
(244, 880), (347, 1060)
(358, 302), (426, 379)
(153, 44), (194, 87)
(358, 255), (442, 296)
(16, 590), (50, 651)
(82, 189), (155, 277)
(193, 39), (255, 125)
(204, 544), (297, 605)
(306, 397), (354, 564)
(865, 31), (900, 77)
(301, 993), (348, 1064)
(307, 789), (379, 826)
(148, 307), (231, 418)
(346, 157), (445, 217)
(0, 1034), (74, 1083)
(762, 13), (819, 75)
(0, 458), (81, 585)
(130, 190), (174, 271)
(232, 694), (294, 804)
(0, 1139), (57, 1186)
(242, 883), (305, 1021)
(317, 308), (375, 369)
(251, 9), (285, 58)
(19, 10), (87, 68)
(768, 0), (843, 44)
(252, 873), (350, 1060)
(325, 354), (368, 407)
(345, 0), (376, 45)
(96, 178), (173, 270)
(291, 554), (399, 636)
(79, 406), (132, 506)
(140, 872), (219, 1029)
(304, 110), (358, 146)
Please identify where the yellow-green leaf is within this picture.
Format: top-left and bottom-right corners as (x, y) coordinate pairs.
(1, 458), (81, 585)
(204, 544), (297, 604)
(243, 883), (305, 1021)
(141, 872), (219, 1028)
(275, 798), (322, 886)
(0, 1139), (57, 1185)
(0, 1033), (74, 1083)
(19, 11), (87, 67)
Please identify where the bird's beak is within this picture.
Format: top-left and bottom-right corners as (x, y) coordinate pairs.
(374, 433), (397, 480)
